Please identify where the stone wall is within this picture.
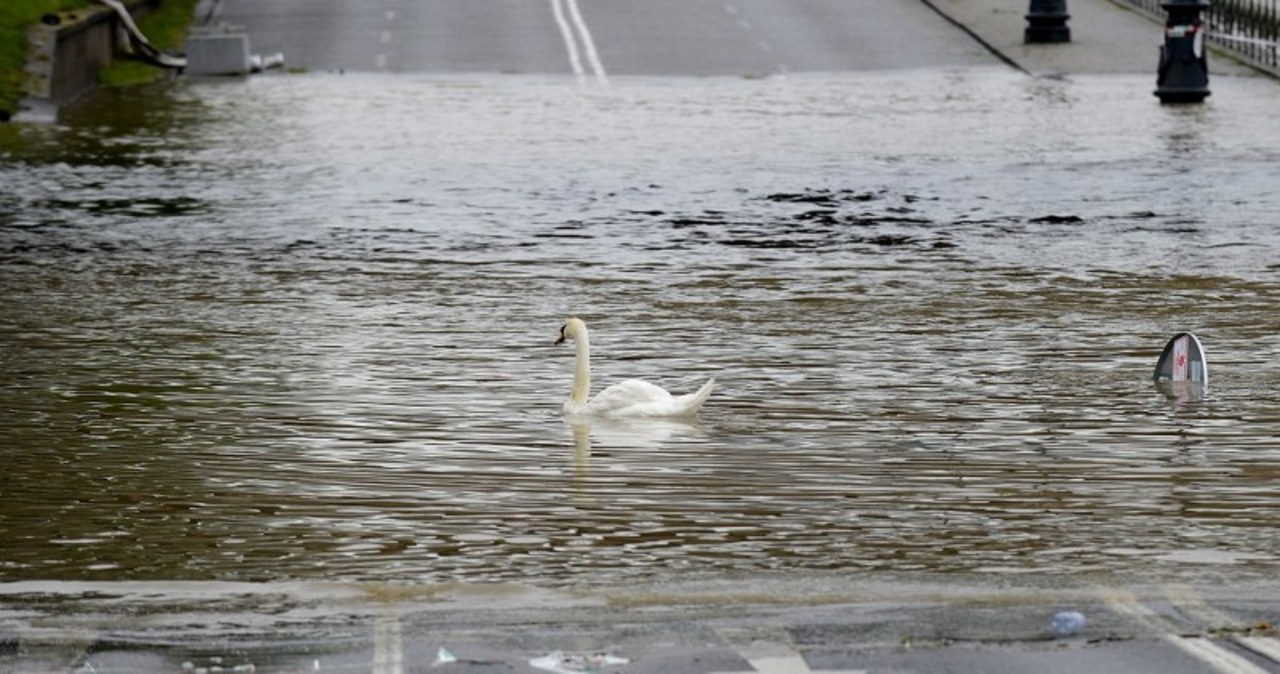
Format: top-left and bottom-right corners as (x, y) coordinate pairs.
(19, 0), (156, 121)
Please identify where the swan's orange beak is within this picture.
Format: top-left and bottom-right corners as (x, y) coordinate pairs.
(555, 325), (567, 345)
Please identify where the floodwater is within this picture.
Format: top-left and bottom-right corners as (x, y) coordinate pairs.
(2, 69), (1280, 587)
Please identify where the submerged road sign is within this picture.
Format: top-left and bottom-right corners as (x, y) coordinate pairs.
(1153, 332), (1209, 387)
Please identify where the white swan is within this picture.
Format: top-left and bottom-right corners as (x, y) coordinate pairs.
(555, 317), (715, 418)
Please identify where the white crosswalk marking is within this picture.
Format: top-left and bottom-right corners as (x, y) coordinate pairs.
(1237, 636), (1280, 664)
(1163, 584), (1280, 667)
(1105, 589), (1272, 674)
(711, 647), (865, 674)
(372, 612), (403, 674)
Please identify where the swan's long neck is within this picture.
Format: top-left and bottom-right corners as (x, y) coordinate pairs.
(568, 331), (591, 410)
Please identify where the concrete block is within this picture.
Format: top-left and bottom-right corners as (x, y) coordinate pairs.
(186, 29), (251, 75)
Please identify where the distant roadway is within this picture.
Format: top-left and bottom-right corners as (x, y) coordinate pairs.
(204, 0), (998, 78)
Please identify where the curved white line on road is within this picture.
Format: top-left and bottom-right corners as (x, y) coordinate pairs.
(564, 0), (609, 85)
(549, 0), (585, 83)
(550, 0), (607, 85)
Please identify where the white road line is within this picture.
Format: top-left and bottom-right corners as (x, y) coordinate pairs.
(549, 0), (585, 83)
(549, 0), (607, 85)
(1237, 637), (1280, 664)
(1172, 636), (1273, 674)
(745, 653), (865, 674)
(723, 2), (739, 15)
(711, 636), (865, 674)
(372, 613), (403, 674)
(1105, 590), (1272, 674)
(376, 9), (393, 71)
(1164, 584), (1280, 666)
(711, 652), (867, 674)
(564, 0), (609, 85)
(711, 652), (866, 674)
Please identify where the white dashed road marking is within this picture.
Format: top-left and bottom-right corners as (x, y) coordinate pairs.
(372, 612), (404, 674)
(711, 651), (867, 674)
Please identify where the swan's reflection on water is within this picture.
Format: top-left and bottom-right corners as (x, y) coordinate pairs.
(567, 417), (708, 504)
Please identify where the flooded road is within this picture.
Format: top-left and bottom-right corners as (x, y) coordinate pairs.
(2, 70), (1280, 588)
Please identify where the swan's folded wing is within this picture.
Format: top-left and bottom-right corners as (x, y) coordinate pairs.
(581, 379), (673, 415)
(584, 378), (714, 418)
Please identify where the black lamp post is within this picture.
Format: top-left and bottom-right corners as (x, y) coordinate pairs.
(1155, 0), (1211, 103)
(1025, 0), (1071, 43)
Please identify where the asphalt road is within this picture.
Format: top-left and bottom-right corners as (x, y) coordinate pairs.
(6, 577), (1280, 674)
(204, 0), (997, 77)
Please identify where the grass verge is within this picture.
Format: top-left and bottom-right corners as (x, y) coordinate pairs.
(0, 0), (197, 119)
(0, 0), (90, 118)
(99, 0), (199, 87)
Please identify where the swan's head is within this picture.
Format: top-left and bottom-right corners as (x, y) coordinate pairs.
(555, 317), (587, 345)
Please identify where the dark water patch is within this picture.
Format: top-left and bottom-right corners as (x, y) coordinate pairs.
(764, 189), (889, 205)
(859, 215), (931, 225)
(668, 217), (726, 228)
(1028, 214), (1085, 224)
(866, 234), (917, 246)
(1129, 225), (1202, 234)
(795, 209), (839, 223)
(645, 188), (947, 251)
(32, 197), (210, 218)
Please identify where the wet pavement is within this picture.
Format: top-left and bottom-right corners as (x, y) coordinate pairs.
(925, 0), (1259, 77)
(207, 0), (996, 76)
(5, 575), (1280, 673)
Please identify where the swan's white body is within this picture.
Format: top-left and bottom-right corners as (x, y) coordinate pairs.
(556, 317), (714, 418)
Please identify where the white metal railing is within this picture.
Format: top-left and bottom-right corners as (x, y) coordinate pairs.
(1113, 0), (1280, 72)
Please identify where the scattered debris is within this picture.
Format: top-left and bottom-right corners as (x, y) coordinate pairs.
(1052, 610), (1087, 637)
(433, 647), (457, 667)
(529, 651), (629, 674)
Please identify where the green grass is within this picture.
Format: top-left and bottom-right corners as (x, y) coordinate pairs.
(0, 0), (197, 119)
(99, 0), (199, 88)
(0, 0), (90, 118)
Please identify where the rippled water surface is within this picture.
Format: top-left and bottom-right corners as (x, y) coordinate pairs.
(2, 70), (1279, 585)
